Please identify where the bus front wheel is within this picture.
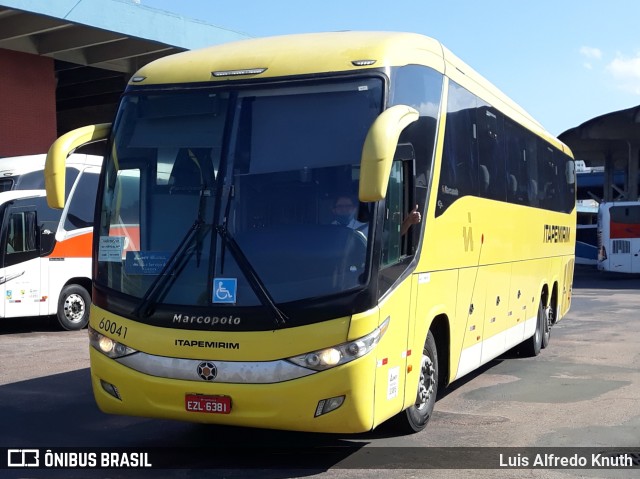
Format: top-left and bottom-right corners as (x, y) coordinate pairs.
(390, 330), (438, 434)
(57, 284), (91, 331)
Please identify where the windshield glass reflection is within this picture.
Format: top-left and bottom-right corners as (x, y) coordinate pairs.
(96, 77), (383, 309)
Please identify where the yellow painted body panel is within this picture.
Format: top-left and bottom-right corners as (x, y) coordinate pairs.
(91, 305), (350, 361)
(483, 264), (511, 342)
(371, 278), (413, 428)
(91, 348), (377, 433)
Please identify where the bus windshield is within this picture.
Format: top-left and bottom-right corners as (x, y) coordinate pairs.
(95, 77), (383, 313)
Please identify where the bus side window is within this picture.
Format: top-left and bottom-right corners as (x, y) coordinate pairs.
(378, 156), (417, 296)
(7, 212), (37, 253)
(476, 105), (506, 202)
(436, 81), (478, 217)
(64, 169), (100, 231)
(0, 179), (14, 192)
(3, 209), (39, 267)
(505, 119), (528, 205)
(381, 160), (405, 267)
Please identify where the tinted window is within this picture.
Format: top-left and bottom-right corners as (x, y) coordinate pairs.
(15, 168), (79, 200)
(477, 104), (506, 201)
(437, 82), (478, 216)
(2, 197), (62, 267)
(0, 179), (14, 192)
(389, 65), (443, 253)
(6, 211), (37, 254)
(64, 170), (100, 230)
(437, 80), (574, 215)
(505, 119), (529, 205)
(610, 205), (640, 223)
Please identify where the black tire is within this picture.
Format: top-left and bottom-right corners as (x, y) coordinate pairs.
(520, 299), (544, 357)
(390, 331), (438, 434)
(57, 284), (91, 331)
(541, 304), (551, 350)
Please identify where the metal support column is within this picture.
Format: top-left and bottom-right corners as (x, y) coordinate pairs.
(604, 152), (614, 202)
(629, 142), (639, 201)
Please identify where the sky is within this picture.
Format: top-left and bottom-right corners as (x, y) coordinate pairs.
(139, 0), (640, 136)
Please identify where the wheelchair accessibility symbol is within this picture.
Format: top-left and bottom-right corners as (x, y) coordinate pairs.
(213, 278), (237, 304)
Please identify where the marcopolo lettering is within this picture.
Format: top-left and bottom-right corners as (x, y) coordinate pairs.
(175, 339), (240, 349)
(173, 313), (241, 326)
(441, 185), (459, 196)
(543, 224), (571, 243)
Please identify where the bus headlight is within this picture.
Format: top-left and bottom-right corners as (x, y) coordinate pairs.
(88, 327), (137, 359)
(287, 318), (389, 371)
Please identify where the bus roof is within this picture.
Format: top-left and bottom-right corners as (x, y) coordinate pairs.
(130, 31), (569, 155)
(132, 31), (444, 84)
(0, 189), (45, 205)
(0, 153), (102, 177)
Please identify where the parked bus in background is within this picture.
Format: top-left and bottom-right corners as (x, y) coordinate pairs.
(0, 153), (100, 193)
(598, 201), (640, 273)
(0, 156), (100, 330)
(0, 154), (44, 192)
(44, 32), (576, 433)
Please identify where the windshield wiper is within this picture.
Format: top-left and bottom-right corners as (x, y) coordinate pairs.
(216, 224), (288, 328)
(133, 219), (206, 318)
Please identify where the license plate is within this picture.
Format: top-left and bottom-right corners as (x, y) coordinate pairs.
(185, 394), (232, 414)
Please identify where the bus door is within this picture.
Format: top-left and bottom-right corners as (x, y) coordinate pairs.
(0, 203), (41, 318)
(373, 156), (416, 421)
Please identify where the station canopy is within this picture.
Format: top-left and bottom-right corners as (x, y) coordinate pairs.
(0, 0), (248, 134)
(560, 106), (640, 201)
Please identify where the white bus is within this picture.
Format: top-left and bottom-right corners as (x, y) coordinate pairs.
(0, 158), (100, 329)
(598, 201), (640, 273)
(0, 155), (45, 192)
(0, 153), (101, 193)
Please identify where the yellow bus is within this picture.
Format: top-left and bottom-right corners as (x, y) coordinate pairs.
(45, 31), (576, 434)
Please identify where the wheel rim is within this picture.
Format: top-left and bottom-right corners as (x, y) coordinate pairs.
(416, 353), (435, 410)
(63, 293), (86, 323)
(544, 307), (551, 335)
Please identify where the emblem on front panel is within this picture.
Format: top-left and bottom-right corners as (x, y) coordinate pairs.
(197, 361), (217, 381)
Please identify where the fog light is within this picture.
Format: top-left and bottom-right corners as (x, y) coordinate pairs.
(314, 395), (345, 417)
(100, 379), (121, 400)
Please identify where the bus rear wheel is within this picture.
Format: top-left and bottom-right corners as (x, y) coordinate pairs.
(390, 331), (438, 434)
(519, 299), (544, 357)
(541, 304), (552, 349)
(57, 284), (91, 331)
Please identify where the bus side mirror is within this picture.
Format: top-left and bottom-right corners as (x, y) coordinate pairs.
(45, 123), (111, 209)
(359, 105), (419, 202)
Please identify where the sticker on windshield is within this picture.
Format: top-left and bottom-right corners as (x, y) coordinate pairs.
(125, 251), (171, 275)
(98, 236), (124, 262)
(213, 278), (237, 304)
